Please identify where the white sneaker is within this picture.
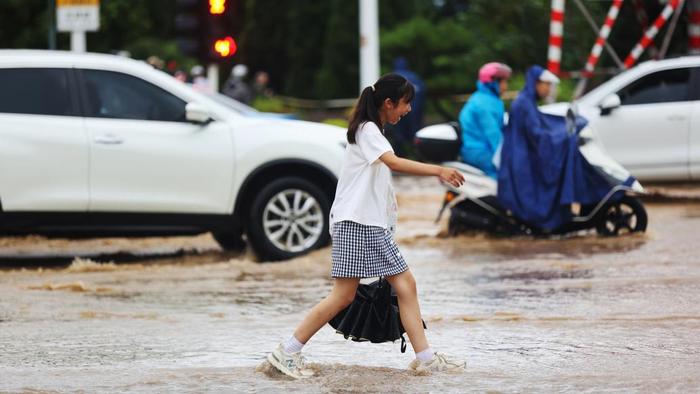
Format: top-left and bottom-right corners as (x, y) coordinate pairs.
(410, 352), (466, 374)
(267, 344), (315, 379)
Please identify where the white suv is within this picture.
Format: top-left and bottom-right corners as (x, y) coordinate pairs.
(0, 50), (346, 261)
(541, 56), (700, 181)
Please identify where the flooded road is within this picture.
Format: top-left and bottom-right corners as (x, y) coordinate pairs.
(1, 177), (699, 392)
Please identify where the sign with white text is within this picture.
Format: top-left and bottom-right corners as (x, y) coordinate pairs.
(57, 0), (100, 32)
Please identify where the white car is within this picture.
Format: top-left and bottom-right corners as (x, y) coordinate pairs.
(541, 56), (700, 181)
(0, 50), (346, 261)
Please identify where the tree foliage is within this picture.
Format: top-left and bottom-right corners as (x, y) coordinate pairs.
(0, 0), (692, 98)
(0, 0), (194, 71)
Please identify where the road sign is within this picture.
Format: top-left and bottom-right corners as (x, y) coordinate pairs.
(57, 0), (100, 32)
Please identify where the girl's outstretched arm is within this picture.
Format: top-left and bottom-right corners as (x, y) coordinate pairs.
(379, 152), (465, 188)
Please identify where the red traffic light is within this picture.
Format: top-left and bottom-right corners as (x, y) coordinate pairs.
(213, 36), (237, 57)
(209, 0), (226, 15)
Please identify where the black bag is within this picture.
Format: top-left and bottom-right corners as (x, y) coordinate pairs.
(328, 278), (426, 353)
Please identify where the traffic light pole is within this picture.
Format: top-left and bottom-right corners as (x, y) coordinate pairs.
(207, 63), (219, 93)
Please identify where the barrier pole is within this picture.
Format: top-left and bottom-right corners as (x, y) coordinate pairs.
(547, 0), (566, 75)
(623, 0), (680, 68)
(582, 0), (623, 76)
(689, 0), (700, 55)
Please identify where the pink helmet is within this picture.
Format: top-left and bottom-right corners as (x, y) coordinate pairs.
(478, 62), (512, 83)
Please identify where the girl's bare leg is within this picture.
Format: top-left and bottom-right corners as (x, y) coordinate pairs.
(293, 277), (361, 343)
(385, 270), (429, 353)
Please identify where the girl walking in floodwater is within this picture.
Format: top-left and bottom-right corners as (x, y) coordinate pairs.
(266, 73), (467, 379)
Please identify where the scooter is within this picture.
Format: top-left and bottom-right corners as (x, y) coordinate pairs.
(413, 109), (648, 237)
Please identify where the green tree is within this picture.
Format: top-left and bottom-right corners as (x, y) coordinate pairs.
(315, 0), (358, 99)
(1, 0), (692, 100)
(0, 0), (53, 49)
(0, 0), (196, 71)
(283, 2), (331, 96)
(238, 0), (293, 94)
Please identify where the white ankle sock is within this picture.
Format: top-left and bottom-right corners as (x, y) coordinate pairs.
(416, 348), (434, 362)
(283, 335), (305, 353)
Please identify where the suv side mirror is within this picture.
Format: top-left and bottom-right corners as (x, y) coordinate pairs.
(599, 93), (621, 116)
(186, 103), (213, 124)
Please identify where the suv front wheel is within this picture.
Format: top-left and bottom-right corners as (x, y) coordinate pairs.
(247, 177), (330, 261)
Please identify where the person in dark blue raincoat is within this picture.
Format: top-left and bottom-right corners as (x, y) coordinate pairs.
(497, 65), (617, 231)
(391, 57), (426, 155)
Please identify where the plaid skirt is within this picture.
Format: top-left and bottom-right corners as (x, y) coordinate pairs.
(331, 220), (409, 278)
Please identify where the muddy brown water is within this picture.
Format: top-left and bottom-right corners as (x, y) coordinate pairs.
(1, 177), (699, 392)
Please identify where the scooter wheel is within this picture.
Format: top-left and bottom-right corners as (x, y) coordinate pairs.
(595, 196), (647, 236)
(447, 211), (461, 236)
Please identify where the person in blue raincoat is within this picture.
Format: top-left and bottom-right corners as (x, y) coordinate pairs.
(458, 62), (512, 179)
(498, 65), (619, 231)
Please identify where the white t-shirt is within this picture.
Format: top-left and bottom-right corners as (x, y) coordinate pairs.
(330, 121), (398, 234)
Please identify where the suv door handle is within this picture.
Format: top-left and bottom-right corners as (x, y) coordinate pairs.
(667, 115), (687, 121)
(94, 134), (124, 145)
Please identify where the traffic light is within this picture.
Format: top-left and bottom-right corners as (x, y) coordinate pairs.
(209, 0), (226, 14)
(206, 0), (237, 60)
(214, 36), (237, 57)
(174, 0), (204, 59)
(174, 0), (237, 62)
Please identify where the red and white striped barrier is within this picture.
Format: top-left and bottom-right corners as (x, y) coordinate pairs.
(547, 0), (566, 75)
(583, 0), (623, 76)
(632, 0), (660, 58)
(623, 0), (681, 68)
(689, 0), (700, 55)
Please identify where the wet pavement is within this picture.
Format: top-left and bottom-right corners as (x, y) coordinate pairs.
(1, 176), (699, 393)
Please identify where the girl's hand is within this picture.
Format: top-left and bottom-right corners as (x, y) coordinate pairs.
(379, 153), (466, 187)
(439, 167), (465, 188)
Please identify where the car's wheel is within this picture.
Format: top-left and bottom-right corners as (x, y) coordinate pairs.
(212, 230), (246, 251)
(247, 177), (330, 261)
(595, 196), (648, 236)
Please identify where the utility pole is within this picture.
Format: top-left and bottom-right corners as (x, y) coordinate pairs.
(359, 0), (380, 92)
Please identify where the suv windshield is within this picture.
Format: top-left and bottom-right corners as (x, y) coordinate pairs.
(202, 90), (260, 115)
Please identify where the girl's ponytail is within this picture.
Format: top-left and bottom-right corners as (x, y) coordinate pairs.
(346, 73), (415, 144)
(347, 86), (380, 143)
